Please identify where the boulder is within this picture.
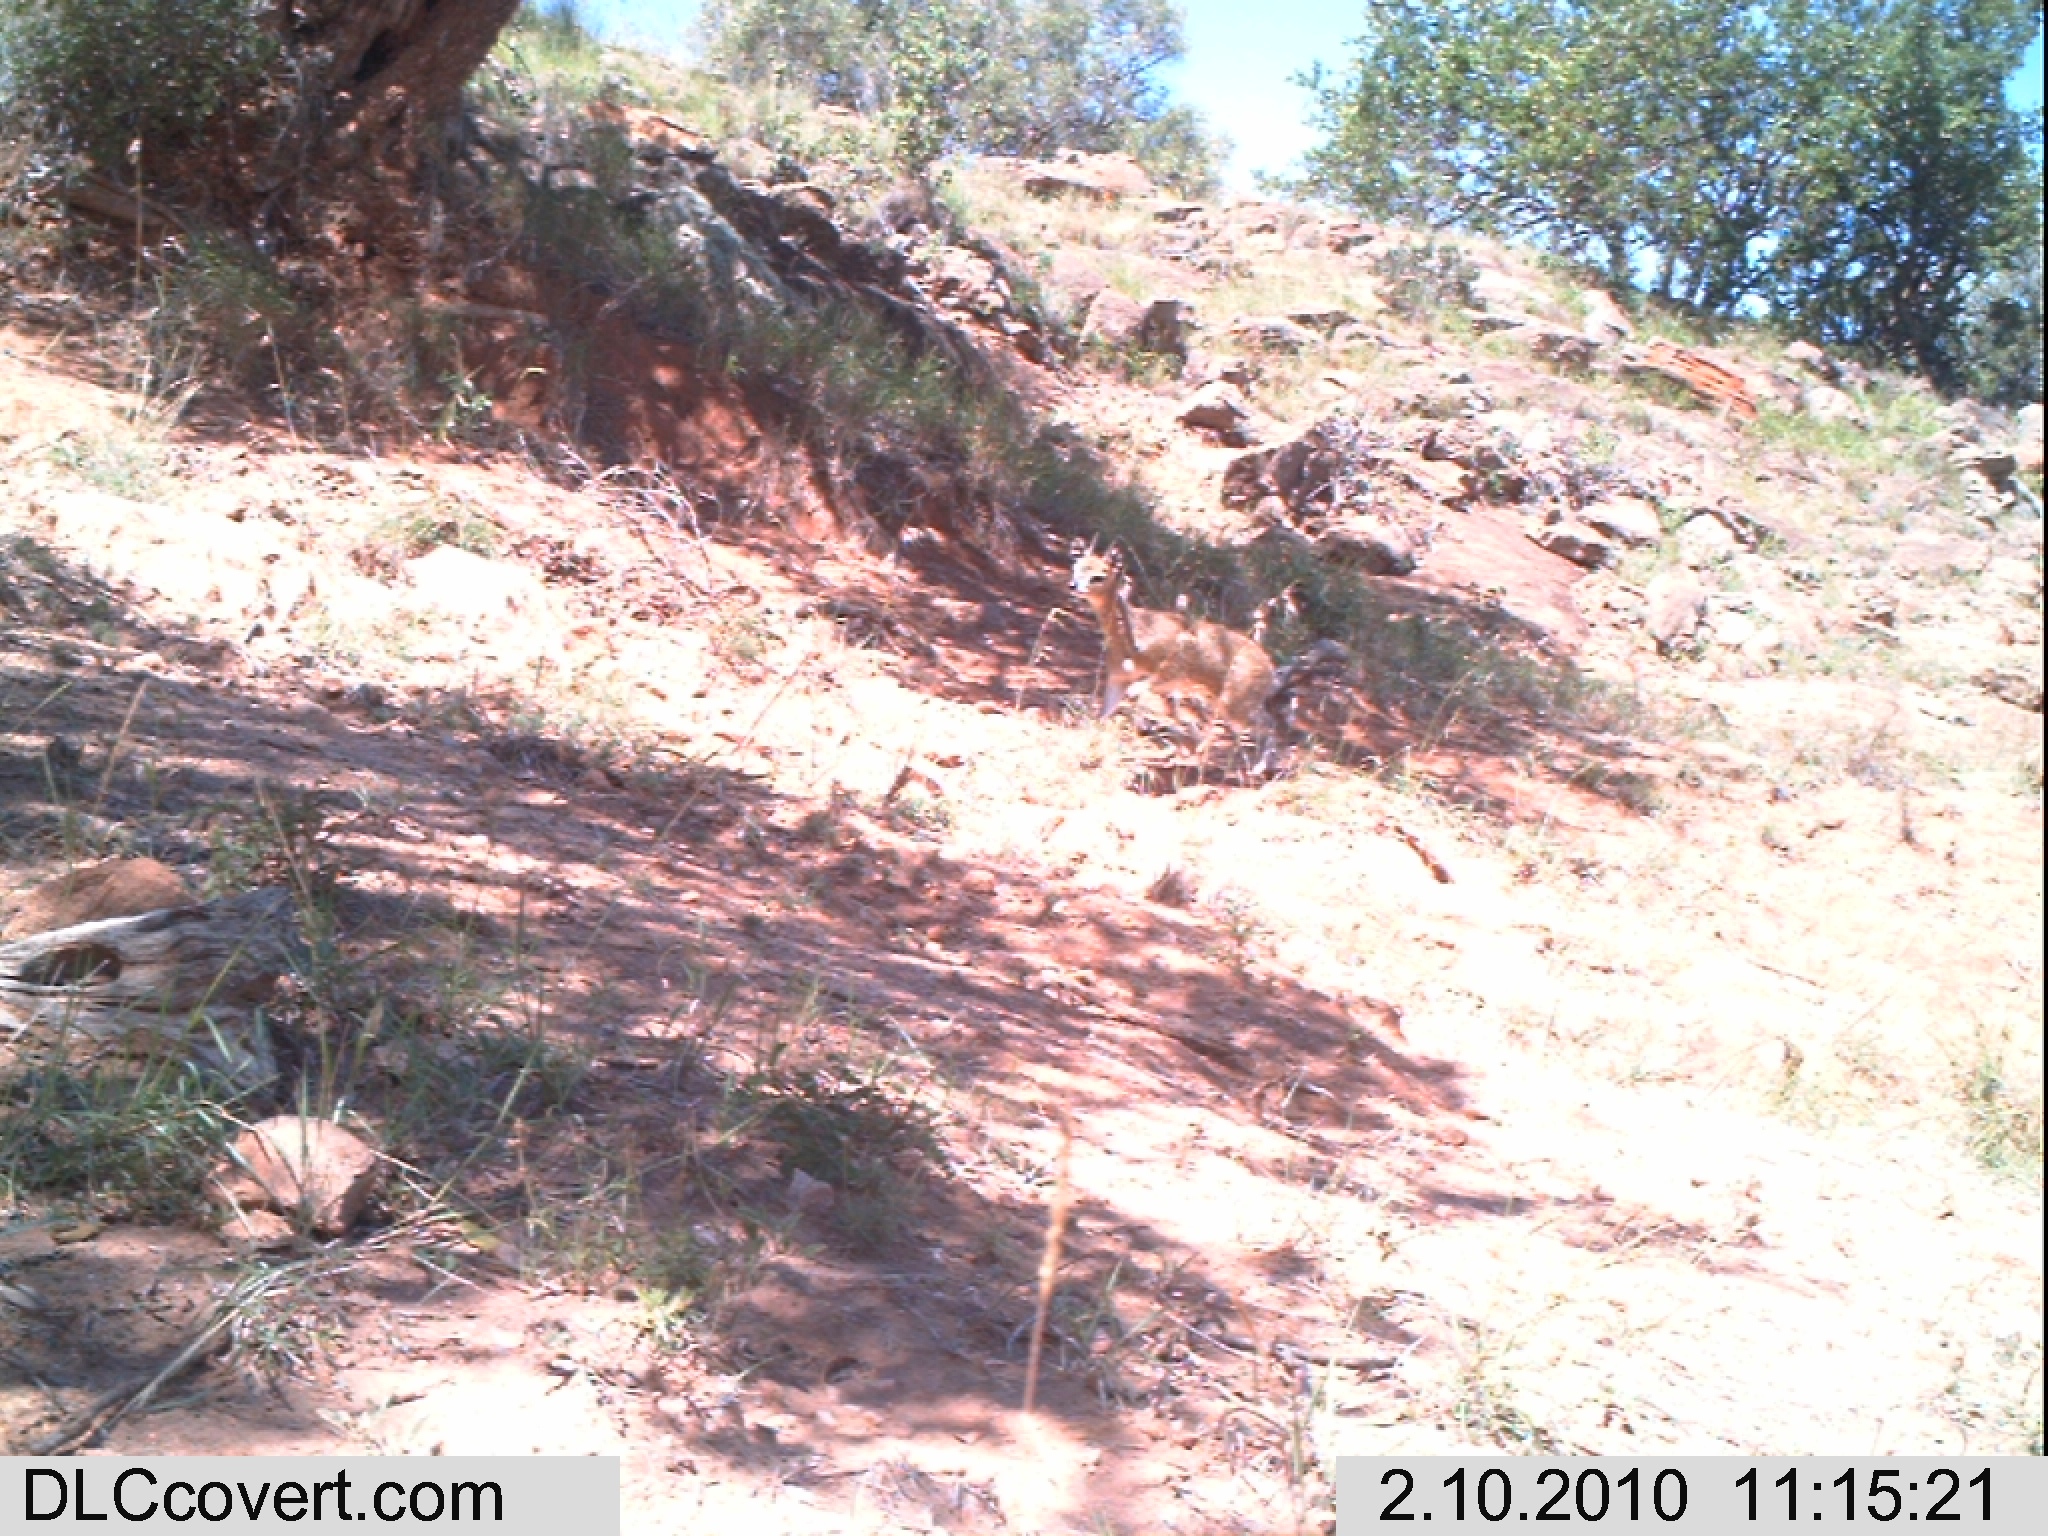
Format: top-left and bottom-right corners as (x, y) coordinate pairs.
(1177, 381), (1255, 443)
(1082, 293), (1193, 360)
(1046, 248), (1109, 310)
(1517, 325), (1602, 368)
(1138, 297), (1198, 360)
(1316, 516), (1419, 576)
(1470, 267), (1562, 320)
(1583, 496), (1664, 549)
(2015, 402), (2044, 479)
(1783, 339), (1829, 375)
(1081, 290), (1147, 349)
(1644, 569), (1709, 652)
(1678, 512), (1741, 566)
(1801, 383), (1867, 427)
(928, 246), (1008, 317)
(1530, 519), (1617, 569)
(1021, 150), (1155, 201)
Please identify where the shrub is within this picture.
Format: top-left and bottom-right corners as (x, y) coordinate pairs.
(0, 0), (276, 168)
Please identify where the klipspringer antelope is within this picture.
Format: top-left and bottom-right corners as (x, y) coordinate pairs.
(1069, 545), (1345, 773)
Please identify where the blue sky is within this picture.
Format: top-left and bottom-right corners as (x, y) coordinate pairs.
(574, 2), (2044, 191)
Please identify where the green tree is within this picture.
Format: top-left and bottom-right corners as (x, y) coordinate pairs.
(885, 2), (990, 174)
(1768, 1), (2042, 386)
(1, 0), (522, 211)
(0, 0), (275, 169)
(1955, 221), (2042, 406)
(1300, 0), (2042, 385)
(700, 0), (1222, 189)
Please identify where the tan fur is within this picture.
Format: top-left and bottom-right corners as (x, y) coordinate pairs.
(1070, 548), (1343, 771)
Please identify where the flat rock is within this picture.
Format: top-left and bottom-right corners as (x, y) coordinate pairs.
(1890, 531), (1986, 578)
(1530, 519), (1616, 569)
(1229, 316), (1319, 353)
(1975, 652), (2044, 712)
(403, 544), (554, 629)
(1316, 516), (1418, 576)
(1583, 496), (1664, 548)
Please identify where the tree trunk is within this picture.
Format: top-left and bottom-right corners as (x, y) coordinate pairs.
(236, 0), (522, 277)
(0, 888), (298, 1089)
(292, 0), (523, 136)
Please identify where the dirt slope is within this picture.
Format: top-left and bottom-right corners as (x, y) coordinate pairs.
(1, 168), (2042, 1536)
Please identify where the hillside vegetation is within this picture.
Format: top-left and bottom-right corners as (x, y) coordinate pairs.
(0, 8), (2042, 1530)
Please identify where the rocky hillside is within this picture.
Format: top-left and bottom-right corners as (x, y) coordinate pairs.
(1, 31), (2042, 1534)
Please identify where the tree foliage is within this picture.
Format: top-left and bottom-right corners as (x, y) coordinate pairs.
(1300, 0), (2043, 389)
(0, 0), (276, 169)
(1, 0), (522, 212)
(699, 0), (1223, 190)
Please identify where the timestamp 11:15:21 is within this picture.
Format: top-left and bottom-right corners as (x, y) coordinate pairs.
(1737, 1467), (1991, 1523)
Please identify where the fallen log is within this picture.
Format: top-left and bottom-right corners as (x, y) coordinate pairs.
(1622, 339), (1759, 420)
(0, 889), (297, 1089)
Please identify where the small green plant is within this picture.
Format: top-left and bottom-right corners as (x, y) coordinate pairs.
(350, 498), (502, 580)
(151, 234), (311, 398)
(433, 368), (496, 443)
(47, 417), (174, 499)
(1953, 1021), (2044, 1183)
(204, 782), (337, 899)
(496, 1), (607, 107)
(0, 1053), (235, 1222)
(1370, 240), (1480, 320)
(709, 608), (784, 670)
(1445, 1316), (1562, 1452)
(721, 1020), (944, 1254)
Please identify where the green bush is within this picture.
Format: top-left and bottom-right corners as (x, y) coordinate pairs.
(0, 0), (276, 168)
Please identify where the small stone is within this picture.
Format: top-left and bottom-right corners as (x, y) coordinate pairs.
(221, 1207), (297, 1251)
(215, 1117), (381, 1238)
(788, 1169), (836, 1214)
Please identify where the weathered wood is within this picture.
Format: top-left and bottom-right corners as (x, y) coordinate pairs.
(1622, 339), (1760, 420)
(0, 889), (298, 1088)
